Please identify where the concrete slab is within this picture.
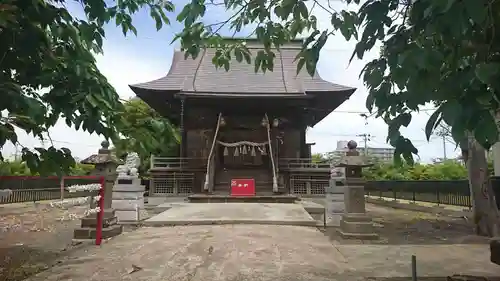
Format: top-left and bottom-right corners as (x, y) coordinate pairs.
(26, 225), (500, 281)
(299, 200), (325, 214)
(144, 203), (317, 227)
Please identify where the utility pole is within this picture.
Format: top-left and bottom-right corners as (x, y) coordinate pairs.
(441, 135), (447, 160)
(356, 133), (372, 156)
(435, 129), (448, 161)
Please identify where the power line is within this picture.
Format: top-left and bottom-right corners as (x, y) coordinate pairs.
(357, 133), (373, 154)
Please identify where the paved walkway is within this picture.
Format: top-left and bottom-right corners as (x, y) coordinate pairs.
(26, 225), (500, 281)
(144, 203), (317, 226)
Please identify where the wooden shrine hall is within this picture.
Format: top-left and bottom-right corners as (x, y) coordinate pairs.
(129, 38), (356, 199)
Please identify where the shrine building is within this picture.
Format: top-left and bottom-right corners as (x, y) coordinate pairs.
(129, 38), (356, 199)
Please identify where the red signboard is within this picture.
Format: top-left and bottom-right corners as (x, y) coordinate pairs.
(230, 178), (255, 196)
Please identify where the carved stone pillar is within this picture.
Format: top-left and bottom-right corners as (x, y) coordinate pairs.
(336, 140), (378, 240)
(73, 141), (123, 240)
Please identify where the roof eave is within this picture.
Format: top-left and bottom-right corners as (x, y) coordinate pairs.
(306, 88), (357, 127)
(129, 85), (183, 125)
(174, 92), (312, 98)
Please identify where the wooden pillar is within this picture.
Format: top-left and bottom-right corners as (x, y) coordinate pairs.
(179, 97), (187, 159)
(299, 127), (307, 158)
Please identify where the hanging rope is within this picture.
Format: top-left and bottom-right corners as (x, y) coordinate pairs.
(204, 113), (222, 191)
(264, 114), (279, 193)
(217, 140), (269, 147)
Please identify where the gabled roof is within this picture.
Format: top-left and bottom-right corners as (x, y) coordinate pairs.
(130, 40), (355, 96)
(129, 39), (357, 127)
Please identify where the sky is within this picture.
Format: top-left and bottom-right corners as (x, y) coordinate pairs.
(1, 0), (460, 163)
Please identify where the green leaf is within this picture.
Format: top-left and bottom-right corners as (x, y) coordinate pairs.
(150, 10), (162, 30)
(234, 48), (243, 62)
(296, 57), (306, 75)
(425, 109), (442, 141)
(440, 100), (462, 126)
(441, 0), (456, 13)
(475, 62), (500, 85)
(473, 111), (498, 150)
(297, 1), (308, 19)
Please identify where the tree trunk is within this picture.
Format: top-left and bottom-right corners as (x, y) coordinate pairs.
(465, 137), (500, 237)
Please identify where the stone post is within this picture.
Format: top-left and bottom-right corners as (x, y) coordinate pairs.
(73, 140), (123, 240)
(324, 166), (345, 227)
(112, 153), (145, 224)
(336, 140), (378, 240)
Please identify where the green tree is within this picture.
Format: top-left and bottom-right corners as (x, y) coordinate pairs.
(112, 98), (180, 174)
(171, 0), (500, 235)
(1, 0), (173, 175)
(311, 153), (327, 163)
(0, 160), (94, 176)
(362, 160), (468, 180)
(173, 0), (499, 159)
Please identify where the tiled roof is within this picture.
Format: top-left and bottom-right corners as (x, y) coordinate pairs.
(130, 45), (355, 95)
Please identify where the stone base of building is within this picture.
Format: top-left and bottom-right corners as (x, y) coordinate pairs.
(73, 209), (123, 240)
(490, 237), (500, 265)
(337, 213), (378, 240)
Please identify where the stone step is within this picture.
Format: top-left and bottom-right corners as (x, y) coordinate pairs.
(73, 224), (123, 240)
(187, 194), (299, 203)
(81, 215), (118, 228)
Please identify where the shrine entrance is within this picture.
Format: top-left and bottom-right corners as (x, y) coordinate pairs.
(214, 128), (274, 194)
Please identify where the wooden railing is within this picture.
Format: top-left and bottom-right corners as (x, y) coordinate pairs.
(279, 158), (331, 170)
(150, 156), (207, 169)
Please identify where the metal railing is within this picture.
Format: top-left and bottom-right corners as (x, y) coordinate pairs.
(0, 176), (101, 204)
(279, 158), (331, 170)
(364, 180), (472, 208)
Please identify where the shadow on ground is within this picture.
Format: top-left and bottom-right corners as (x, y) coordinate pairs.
(322, 203), (489, 245)
(0, 245), (71, 281)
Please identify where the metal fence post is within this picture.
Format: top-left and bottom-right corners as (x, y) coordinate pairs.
(436, 185), (440, 206)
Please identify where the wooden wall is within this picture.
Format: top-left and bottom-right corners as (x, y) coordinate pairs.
(183, 108), (307, 161)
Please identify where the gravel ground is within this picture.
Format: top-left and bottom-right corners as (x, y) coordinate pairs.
(0, 202), (100, 281)
(0, 201), (493, 281)
(322, 203), (489, 245)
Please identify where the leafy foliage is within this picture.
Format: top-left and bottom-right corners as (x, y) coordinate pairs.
(112, 98), (179, 174)
(0, 160), (94, 176)
(362, 160), (469, 181)
(311, 153), (328, 163)
(172, 0), (500, 163)
(1, 0), (173, 175)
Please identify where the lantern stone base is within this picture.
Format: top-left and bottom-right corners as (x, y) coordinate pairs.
(112, 177), (145, 224)
(324, 180), (345, 227)
(337, 213), (378, 240)
(73, 209), (123, 240)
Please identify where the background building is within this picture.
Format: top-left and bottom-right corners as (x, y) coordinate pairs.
(329, 140), (395, 163)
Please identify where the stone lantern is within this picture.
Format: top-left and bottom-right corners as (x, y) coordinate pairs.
(73, 140), (123, 240)
(335, 140), (378, 240)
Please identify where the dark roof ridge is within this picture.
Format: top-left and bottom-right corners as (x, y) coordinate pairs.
(173, 45), (303, 52)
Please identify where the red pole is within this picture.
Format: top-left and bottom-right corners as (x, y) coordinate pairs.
(95, 176), (105, 246)
(60, 176), (65, 201)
